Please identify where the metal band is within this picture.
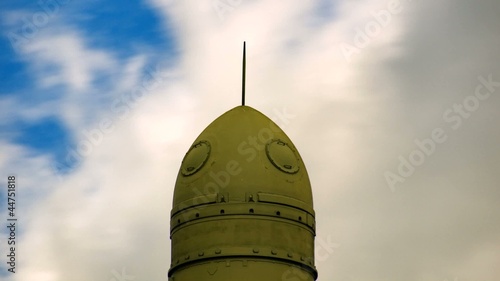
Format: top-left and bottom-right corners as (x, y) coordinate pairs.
(170, 202), (316, 234)
(168, 246), (318, 279)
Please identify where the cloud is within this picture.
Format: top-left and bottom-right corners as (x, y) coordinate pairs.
(1, 0), (500, 281)
(20, 30), (117, 91)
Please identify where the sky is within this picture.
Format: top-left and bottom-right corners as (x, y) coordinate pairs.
(0, 0), (499, 280)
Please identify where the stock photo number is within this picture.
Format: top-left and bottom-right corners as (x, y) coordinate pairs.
(6, 175), (17, 273)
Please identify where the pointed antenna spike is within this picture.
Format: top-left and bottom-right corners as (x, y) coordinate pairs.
(242, 41), (246, 106)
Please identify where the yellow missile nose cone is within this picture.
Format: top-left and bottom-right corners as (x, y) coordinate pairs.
(169, 105), (317, 280)
(172, 105), (314, 213)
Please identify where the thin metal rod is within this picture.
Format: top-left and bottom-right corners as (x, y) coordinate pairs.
(242, 41), (246, 106)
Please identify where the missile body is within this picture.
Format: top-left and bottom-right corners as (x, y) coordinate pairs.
(169, 106), (317, 280)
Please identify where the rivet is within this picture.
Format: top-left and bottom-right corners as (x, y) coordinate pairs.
(198, 251), (204, 257)
(253, 248), (259, 253)
(215, 248), (221, 254)
(287, 252), (293, 258)
(176, 259), (180, 264)
(185, 255), (190, 260)
(271, 249), (277, 255)
(300, 256), (305, 261)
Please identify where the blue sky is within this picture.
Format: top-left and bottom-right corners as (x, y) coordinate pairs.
(1, 1), (500, 281)
(1, 0), (179, 173)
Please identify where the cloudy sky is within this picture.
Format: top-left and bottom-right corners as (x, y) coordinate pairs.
(1, 0), (499, 280)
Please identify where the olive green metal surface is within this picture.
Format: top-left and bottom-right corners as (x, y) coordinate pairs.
(169, 105), (317, 280)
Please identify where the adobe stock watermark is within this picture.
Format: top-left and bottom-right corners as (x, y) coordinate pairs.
(212, 0), (243, 21)
(338, 0), (409, 62)
(7, 0), (72, 53)
(281, 235), (340, 281)
(315, 235), (340, 263)
(385, 74), (500, 191)
(51, 63), (170, 179)
(109, 267), (134, 281)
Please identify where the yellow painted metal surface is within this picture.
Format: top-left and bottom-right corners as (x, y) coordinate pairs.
(169, 106), (317, 280)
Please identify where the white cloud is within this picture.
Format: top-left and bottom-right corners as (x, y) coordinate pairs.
(20, 30), (116, 92)
(3, 0), (500, 281)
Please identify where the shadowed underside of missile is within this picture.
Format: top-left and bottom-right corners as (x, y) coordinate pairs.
(168, 105), (317, 281)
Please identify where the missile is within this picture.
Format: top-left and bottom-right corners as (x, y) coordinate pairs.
(168, 43), (317, 281)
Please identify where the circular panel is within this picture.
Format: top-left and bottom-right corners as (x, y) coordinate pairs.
(266, 139), (299, 174)
(181, 141), (211, 176)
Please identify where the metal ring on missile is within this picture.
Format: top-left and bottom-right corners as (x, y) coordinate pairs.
(266, 139), (300, 174)
(181, 140), (211, 176)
